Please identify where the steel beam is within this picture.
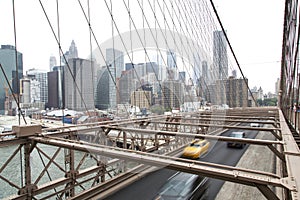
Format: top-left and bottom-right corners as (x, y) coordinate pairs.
(101, 126), (282, 146)
(30, 136), (294, 194)
(279, 110), (300, 200)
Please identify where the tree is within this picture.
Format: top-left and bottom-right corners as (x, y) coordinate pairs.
(256, 98), (277, 106)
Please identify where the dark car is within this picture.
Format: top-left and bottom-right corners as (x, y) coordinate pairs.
(227, 131), (246, 148)
(154, 172), (209, 200)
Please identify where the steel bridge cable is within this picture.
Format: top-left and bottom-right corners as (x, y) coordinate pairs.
(287, 10), (300, 109)
(168, 0), (210, 97)
(56, 0), (66, 126)
(176, 0), (233, 104)
(0, 64), (27, 124)
(134, 0), (190, 108)
(110, 0), (116, 112)
(147, 0), (203, 109)
(188, 2), (231, 89)
(87, 0), (96, 115)
(160, 0), (202, 109)
(134, 0), (197, 109)
(11, 0), (27, 125)
(283, 11), (300, 119)
(104, 0), (155, 113)
(169, 0), (214, 100)
(209, 0), (258, 106)
(135, 0), (193, 110)
(157, 0), (205, 89)
(13, 0), (20, 125)
(76, 1), (132, 118)
(38, 0), (93, 117)
(181, 0), (229, 83)
(126, 0), (184, 111)
(192, 1), (237, 77)
(158, 0), (208, 109)
(77, 0), (153, 116)
(103, 0), (173, 111)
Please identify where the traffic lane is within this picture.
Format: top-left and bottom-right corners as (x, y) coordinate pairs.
(105, 168), (176, 200)
(201, 129), (259, 199)
(105, 128), (259, 200)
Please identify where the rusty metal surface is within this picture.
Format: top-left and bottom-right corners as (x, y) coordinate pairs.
(1, 107), (299, 200)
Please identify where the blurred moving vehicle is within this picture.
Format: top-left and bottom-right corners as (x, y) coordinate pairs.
(250, 123), (260, 127)
(182, 139), (210, 159)
(227, 131), (246, 148)
(154, 172), (209, 200)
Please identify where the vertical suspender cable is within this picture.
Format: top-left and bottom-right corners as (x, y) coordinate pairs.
(12, 0), (27, 124)
(88, 0), (95, 111)
(56, 0), (65, 126)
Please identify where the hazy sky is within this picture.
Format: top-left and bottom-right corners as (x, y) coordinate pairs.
(214, 0), (284, 93)
(0, 0), (285, 93)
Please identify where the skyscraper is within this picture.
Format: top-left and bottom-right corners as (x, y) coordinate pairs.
(47, 70), (59, 108)
(213, 31), (228, 80)
(179, 71), (186, 84)
(64, 58), (95, 111)
(49, 55), (57, 71)
(0, 45), (23, 114)
(118, 69), (136, 105)
(27, 69), (48, 104)
(193, 53), (201, 83)
(62, 40), (78, 64)
(106, 48), (124, 79)
(167, 50), (176, 68)
(105, 48), (124, 109)
(162, 80), (184, 110)
(202, 61), (209, 83)
(208, 77), (248, 107)
(96, 66), (109, 109)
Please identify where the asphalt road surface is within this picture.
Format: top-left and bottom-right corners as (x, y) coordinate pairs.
(105, 127), (259, 200)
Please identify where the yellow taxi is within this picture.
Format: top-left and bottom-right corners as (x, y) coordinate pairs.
(182, 139), (210, 159)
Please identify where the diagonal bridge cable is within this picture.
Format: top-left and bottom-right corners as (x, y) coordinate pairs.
(38, 0), (92, 117)
(209, 0), (258, 106)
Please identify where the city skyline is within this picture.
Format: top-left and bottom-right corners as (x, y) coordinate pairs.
(0, 0), (284, 94)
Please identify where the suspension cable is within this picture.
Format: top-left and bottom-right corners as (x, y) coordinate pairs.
(38, 0), (92, 117)
(12, 0), (27, 124)
(209, 0), (258, 106)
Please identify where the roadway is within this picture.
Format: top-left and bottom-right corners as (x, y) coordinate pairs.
(105, 126), (259, 200)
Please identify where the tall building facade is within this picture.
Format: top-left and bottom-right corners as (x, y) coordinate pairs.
(130, 90), (152, 109)
(202, 61), (209, 83)
(30, 79), (41, 103)
(20, 78), (31, 104)
(106, 48), (124, 109)
(62, 40), (78, 64)
(106, 48), (124, 79)
(167, 50), (176, 68)
(226, 77), (248, 107)
(27, 69), (48, 104)
(47, 70), (59, 108)
(193, 53), (201, 83)
(213, 31), (228, 80)
(96, 67), (109, 109)
(208, 77), (248, 107)
(162, 80), (184, 110)
(118, 70), (136, 105)
(64, 58), (95, 111)
(52, 66), (64, 108)
(0, 45), (23, 114)
(49, 55), (57, 71)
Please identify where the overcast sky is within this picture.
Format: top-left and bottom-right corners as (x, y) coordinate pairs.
(0, 0), (285, 93)
(215, 0), (284, 93)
